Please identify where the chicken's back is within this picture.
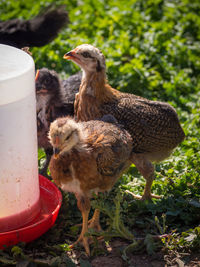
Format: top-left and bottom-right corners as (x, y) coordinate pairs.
(80, 120), (133, 184)
(101, 92), (185, 156)
(61, 72), (81, 104)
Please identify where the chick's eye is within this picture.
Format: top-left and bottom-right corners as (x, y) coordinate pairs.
(65, 130), (75, 141)
(81, 52), (91, 58)
(65, 135), (71, 140)
(63, 168), (70, 174)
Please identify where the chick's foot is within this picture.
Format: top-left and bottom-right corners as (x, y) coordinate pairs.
(69, 231), (90, 256)
(88, 209), (102, 232)
(126, 190), (161, 200)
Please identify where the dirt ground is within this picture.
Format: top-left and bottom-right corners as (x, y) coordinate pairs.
(67, 239), (200, 267)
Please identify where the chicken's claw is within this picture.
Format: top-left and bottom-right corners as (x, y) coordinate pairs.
(69, 233), (90, 256)
(126, 190), (161, 200)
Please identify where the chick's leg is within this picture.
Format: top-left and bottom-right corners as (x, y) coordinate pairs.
(88, 209), (102, 232)
(70, 194), (91, 255)
(75, 209), (102, 232)
(142, 172), (160, 200)
(131, 154), (161, 200)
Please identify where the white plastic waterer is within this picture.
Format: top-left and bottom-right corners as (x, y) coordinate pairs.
(0, 44), (40, 232)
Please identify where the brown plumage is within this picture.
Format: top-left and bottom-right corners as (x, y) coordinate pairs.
(35, 68), (81, 175)
(48, 116), (132, 255)
(63, 44), (185, 199)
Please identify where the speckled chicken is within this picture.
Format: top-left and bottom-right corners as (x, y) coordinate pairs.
(63, 44), (185, 200)
(48, 116), (132, 255)
(35, 68), (81, 175)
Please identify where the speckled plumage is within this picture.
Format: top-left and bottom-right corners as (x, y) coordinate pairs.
(75, 89), (185, 156)
(49, 118), (132, 194)
(64, 44), (185, 199)
(102, 94), (184, 155)
(49, 117), (132, 254)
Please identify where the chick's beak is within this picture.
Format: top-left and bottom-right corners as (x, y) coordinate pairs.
(63, 51), (76, 60)
(35, 70), (40, 81)
(53, 136), (60, 158)
(53, 147), (60, 159)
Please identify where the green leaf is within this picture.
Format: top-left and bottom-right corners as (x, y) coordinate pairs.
(189, 200), (200, 208)
(62, 255), (76, 267)
(166, 210), (180, 216)
(50, 256), (62, 267)
(144, 234), (156, 255)
(80, 258), (92, 267)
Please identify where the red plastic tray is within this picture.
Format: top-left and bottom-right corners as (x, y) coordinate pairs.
(0, 175), (62, 249)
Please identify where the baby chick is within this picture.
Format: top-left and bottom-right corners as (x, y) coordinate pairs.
(35, 68), (81, 175)
(48, 116), (132, 255)
(63, 44), (185, 199)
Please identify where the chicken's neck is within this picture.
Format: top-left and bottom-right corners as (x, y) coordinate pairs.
(75, 70), (120, 121)
(80, 70), (119, 103)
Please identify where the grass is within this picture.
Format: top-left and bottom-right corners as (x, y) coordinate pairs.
(0, 0), (200, 265)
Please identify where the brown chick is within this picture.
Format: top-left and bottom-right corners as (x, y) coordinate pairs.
(63, 44), (185, 200)
(48, 116), (132, 255)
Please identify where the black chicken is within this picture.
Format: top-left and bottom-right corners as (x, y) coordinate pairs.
(0, 6), (68, 48)
(36, 68), (81, 175)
